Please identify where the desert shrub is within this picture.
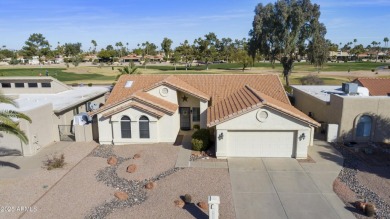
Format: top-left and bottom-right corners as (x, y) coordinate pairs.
(191, 129), (210, 151)
(284, 85), (292, 93)
(192, 139), (204, 151)
(184, 194), (192, 203)
(193, 124), (200, 130)
(88, 83), (92, 87)
(371, 69), (375, 72)
(43, 153), (66, 170)
(300, 75), (324, 85)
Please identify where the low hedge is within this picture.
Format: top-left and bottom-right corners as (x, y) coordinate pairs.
(191, 129), (210, 151)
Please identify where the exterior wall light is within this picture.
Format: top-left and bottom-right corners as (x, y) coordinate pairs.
(218, 133), (224, 141)
(299, 133), (306, 141)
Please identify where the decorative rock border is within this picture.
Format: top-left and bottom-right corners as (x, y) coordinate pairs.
(333, 143), (390, 218)
(85, 145), (182, 219)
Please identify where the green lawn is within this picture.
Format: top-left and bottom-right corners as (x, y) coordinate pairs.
(0, 68), (115, 82)
(146, 61), (388, 72)
(293, 62), (388, 72)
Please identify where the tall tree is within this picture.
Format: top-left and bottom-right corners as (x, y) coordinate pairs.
(307, 23), (329, 71)
(384, 37), (389, 48)
(64, 43), (82, 57)
(161, 37), (173, 59)
(353, 39), (357, 47)
(371, 41), (379, 62)
(250, 0), (326, 86)
(91, 40), (97, 54)
(0, 93), (32, 144)
(22, 33), (50, 59)
(115, 42), (123, 57)
(175, 40), (193, 71)
(350, 44), (365, 61)
(170, 50), (181, 71)
(193, 32), (219, 70)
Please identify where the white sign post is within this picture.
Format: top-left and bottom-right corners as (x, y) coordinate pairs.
(208, 196), (220, 219)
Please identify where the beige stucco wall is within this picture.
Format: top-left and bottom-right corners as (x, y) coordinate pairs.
(293, 88), (330, 122)
(330, 95), (390, 142)
(1, 103), (56, 156)
(293, 89), (390, 143)
(215, 107), (312, 159)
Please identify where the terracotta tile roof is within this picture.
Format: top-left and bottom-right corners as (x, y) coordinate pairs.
(102, 102), (165, 118)
(354, 78), (390, 96)
(132, 91), (178, 114)
(144, 75), (210, 101)
(107, 74), (290, 107)
(90, 89), (177, 116)
(207, 85), (320, 127)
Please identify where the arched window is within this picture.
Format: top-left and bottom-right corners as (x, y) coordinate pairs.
(121, 116), (131, 138)
(356, 115), (372, 137)
(139, 116), (150, 138)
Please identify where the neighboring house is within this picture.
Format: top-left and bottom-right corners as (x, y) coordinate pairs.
(0, 77), (109, 156)
(55, 55), (64, 64)
(292, 82), (390, 144)
(28, 56), (40, 65)
(354, 78), (390, 96)
(121, 54), (142, 62)
(92, 74), (319, 159)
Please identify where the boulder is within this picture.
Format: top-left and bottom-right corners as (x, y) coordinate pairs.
(174, 199), (185, 208)
(127, 164), (137, 173)
(114, 191), (128, 200)
(133, 153), (141, 159)
(198, 201), (208, 210)
(107, 156), (117, 165)
(145, 182), (156, 190)
(355, 201), (366, 212)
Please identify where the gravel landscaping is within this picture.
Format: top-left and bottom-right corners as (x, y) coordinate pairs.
(107, 168), (235, 219)
(333, 143), (390, 219)
(1, 142), (235, 219)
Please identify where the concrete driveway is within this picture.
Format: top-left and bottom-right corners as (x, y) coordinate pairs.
(228, 140), (355, 219)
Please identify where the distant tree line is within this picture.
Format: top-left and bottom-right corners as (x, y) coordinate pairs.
(0, 0), (388, 74)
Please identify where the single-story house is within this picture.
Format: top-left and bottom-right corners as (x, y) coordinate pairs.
(0, 77), (109, 156)
(92, 74), (319, 159)
(292, 81), (390, 143)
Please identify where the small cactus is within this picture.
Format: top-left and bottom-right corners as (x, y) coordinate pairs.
(184, 194), (192, 203)
(365, 203), (375, 217)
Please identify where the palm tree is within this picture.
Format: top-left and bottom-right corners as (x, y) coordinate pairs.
(353, 39), (357, 47)
(91, 40), (97, 54)
(0, 93), (31, 144)
(384, 37), (389, 48)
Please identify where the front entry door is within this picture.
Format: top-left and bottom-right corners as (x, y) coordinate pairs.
(180, 107), (191, 130)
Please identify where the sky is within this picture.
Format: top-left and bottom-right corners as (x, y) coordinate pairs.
(0, 0), (389, 51)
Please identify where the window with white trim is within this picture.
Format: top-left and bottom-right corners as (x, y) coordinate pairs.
(139, 116), (150, 138)
(121, 116), (131, 138)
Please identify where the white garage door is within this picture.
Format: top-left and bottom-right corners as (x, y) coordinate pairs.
(227, 131), (295, 157)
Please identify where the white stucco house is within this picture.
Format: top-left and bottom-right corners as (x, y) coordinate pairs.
(92, 74), (319, 159)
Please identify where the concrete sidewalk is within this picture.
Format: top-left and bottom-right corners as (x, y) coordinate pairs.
(175, 132), (193, 168)
(228, 140), (354, 219)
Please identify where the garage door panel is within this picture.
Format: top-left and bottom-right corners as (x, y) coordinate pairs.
(227, 131), (295, 157)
